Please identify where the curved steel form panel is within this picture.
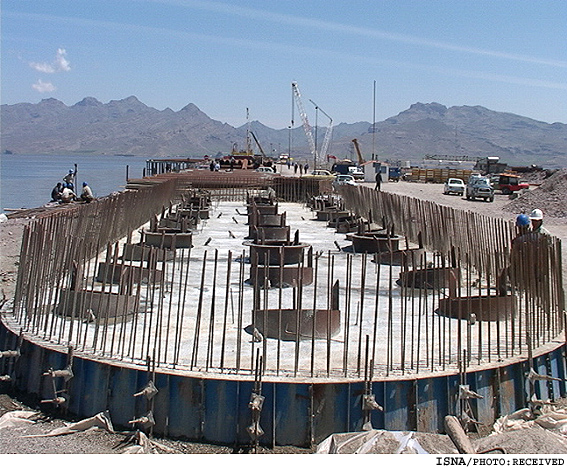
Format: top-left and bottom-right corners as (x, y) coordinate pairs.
(1, 319), (565, 447)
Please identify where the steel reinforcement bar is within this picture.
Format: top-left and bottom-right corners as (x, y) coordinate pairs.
(1, 175), (565, 447)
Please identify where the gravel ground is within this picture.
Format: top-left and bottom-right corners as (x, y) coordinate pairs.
(1, 174), (566, 455)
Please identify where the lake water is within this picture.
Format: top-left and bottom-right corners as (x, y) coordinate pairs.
(0, 154), (152, 212)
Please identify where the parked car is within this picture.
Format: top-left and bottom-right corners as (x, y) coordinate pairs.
(332, 174), (357, 190)
(348, 166), (365, 180)
(466, 176), (494, 202)
(255, 166), (278, 174)
(443, 178), (466, 196)
(388, 167), (402, 182)
(301, 169), (335, 179)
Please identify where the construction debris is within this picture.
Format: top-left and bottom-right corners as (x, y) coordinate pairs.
(24, 411), (114, 438)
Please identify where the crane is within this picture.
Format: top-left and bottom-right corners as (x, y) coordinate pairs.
(352, 139), (365, 165)
(250, 131), (267, 159)
(291, 82), (316, 165)
(309, 99), (333, 164)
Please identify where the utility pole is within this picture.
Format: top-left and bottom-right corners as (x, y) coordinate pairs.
(372, 80), (376, 160)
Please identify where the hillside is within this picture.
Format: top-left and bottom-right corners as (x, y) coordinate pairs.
(1, 97), (566, 167)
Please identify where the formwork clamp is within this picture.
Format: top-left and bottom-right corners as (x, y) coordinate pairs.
(362, 393), (383, 411)
(0, 350), (20, 383)
(527, 368), (561, 384)
(458, 385), (482, 430)
(41, 347), (74, 408)
(134, 380), (158, 400)
(129, 411), (156, 429)
(0, 350), (21, 358)
(458, 384), (483, 400)
(43, 365), (74, 382)
(41, 396), (67, 405)
(249, 392), (265, 412)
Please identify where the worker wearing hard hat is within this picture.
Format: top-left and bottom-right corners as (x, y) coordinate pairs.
(515, 213), (530, 235)
(529, 209), (550, 236)
(80, 182), (94, 203)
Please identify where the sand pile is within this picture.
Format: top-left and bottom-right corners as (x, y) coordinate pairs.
(504, 169), (567, 219)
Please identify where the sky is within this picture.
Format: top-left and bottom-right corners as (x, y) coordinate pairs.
(1, 0), (566, 129)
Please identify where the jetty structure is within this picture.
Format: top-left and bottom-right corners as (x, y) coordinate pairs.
(1, 165), (565, 449)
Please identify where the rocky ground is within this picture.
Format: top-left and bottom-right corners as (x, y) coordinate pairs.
(1, 171), (566, 455)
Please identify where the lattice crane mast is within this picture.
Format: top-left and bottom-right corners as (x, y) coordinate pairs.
(317, 105), (333, 162)
(291, 82), (316, 163)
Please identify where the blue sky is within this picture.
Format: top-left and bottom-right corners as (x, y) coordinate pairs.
(2, 0), (566, 129)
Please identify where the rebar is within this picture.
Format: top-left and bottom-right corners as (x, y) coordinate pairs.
(5, 177), (564, 380)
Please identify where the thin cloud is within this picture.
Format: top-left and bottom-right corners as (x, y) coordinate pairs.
(30, 48), (71, 73)
(29, 61), (56, 74)
(152, 0), (567, 69)
(8, 10), (567, 92)
(32, 79), (56, 93)
(55, 48), (71, 72)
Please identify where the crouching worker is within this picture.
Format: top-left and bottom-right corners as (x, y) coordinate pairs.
(80, 182), (94, 203)
(60, 183), (76, 203)
(51, 182), (63, 202)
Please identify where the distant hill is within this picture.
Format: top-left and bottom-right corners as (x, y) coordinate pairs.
(1, 97), (566, 168)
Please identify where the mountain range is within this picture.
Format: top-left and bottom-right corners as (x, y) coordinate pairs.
(2, 96), (566, 168)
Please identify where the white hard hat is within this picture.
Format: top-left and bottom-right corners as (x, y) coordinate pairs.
(529, 209), (543, 220)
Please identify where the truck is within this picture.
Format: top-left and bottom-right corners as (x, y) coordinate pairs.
(491, 173), (529, 194)
(388, 167), (401, 182)
(466, 175), (494, 202)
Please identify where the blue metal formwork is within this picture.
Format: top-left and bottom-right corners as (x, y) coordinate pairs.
(1, 319), (566, 448)
(549, 346), (566, 399)
(533, 354), (552, 401)
(370, 381), (386, 430)
(234, 379), (255, 445)
(106, 365), (141, 429)
(348, 381), (367, 433)
(472, 370), (495, 427)
(273, 382), (310, 447)
(70, 357), (111, 418)
(497, 363), (526, 417)
(310, 382), (351, 443)
(202, 378), (240, 445)
(19, 341), (44, 394)
(162, 374), (203, 440)
(416, 376), (453, 433)
(383, 379), (415, 431)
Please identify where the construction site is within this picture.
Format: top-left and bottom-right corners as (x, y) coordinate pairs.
(0, 167), (565, 451)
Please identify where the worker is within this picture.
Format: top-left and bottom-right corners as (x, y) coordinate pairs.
(500, 212), (538, 295)
(50, 182), (63, 202)
(374, 171), (382, 190)
(60, 183), (75, 203)
(529, 209), (550, 235)
(515, 213), (530, 235)
(80, 182), (94, 203)
(63, 168), (76, 186)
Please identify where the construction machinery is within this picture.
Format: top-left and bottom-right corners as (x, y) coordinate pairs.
(352, 139), (365, 165)
(250, 132), (267, 159)
(491, 173), (529, 194)
(310, 99), (333, 163)
(292, 82), (316, 164)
